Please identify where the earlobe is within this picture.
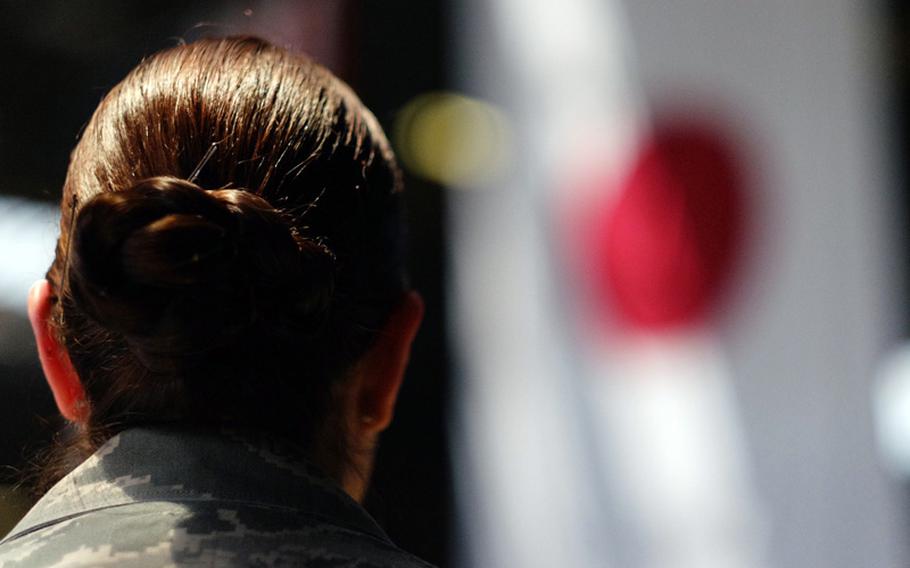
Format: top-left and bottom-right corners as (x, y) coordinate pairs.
(28, 280), (88, 423)
(355, 291), (424, 435)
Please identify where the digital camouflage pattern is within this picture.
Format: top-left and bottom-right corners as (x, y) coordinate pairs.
(0, 427), (436, 567)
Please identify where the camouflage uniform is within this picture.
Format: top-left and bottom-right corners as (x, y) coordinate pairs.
(0, 427), (436, 567)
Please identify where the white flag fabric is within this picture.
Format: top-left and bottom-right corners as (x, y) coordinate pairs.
(450, 1), (767, 567)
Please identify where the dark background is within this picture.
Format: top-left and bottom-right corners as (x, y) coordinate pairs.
(0, 1), (453, 566)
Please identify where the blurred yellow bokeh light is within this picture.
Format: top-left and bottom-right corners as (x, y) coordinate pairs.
(394, 92), (511, 187)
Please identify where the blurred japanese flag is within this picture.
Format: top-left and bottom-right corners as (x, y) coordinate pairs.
(447, 1), (767, 567)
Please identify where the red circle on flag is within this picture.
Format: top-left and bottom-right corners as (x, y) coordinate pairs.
(587, 119), (745, 330)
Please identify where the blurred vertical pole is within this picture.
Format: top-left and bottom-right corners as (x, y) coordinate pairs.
(449, 0), (630, 565)
(879, 0), (910, 556)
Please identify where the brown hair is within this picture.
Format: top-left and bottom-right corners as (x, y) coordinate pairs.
(41, 36), (405, 487)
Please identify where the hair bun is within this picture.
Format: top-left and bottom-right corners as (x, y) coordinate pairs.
(68, 176), (335, 360)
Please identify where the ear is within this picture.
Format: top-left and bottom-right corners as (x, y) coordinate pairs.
(351, 291), (424, 436)
(28, 280), (87, 423)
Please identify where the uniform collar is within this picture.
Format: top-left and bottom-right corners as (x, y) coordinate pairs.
(4, 426), (388, 543)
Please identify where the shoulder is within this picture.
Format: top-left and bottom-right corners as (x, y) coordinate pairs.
(0, 500), (436, 568)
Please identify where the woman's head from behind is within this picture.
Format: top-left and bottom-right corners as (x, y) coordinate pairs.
(27, 36), (423, 500)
